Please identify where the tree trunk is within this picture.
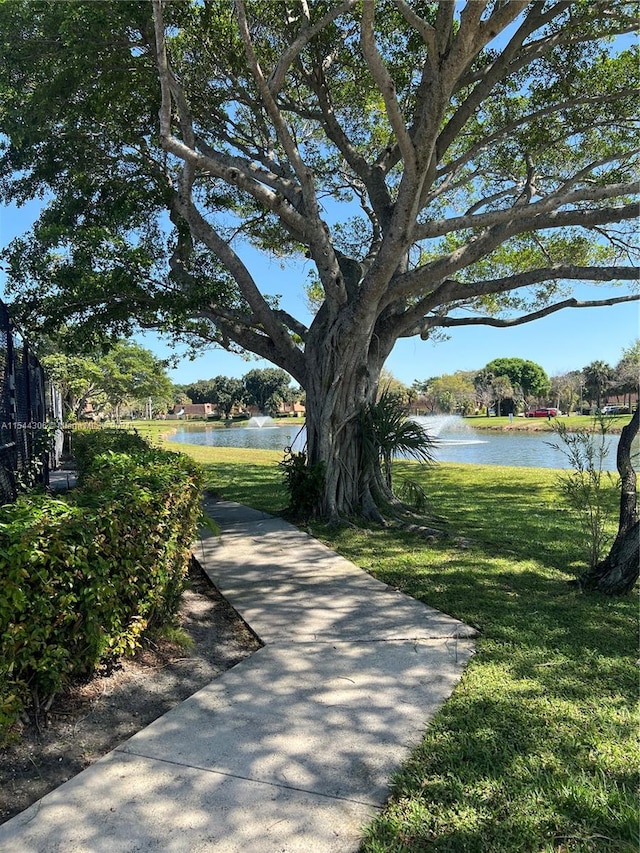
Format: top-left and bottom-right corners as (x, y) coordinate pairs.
(303, 319), (393, 521)
(577, 407), (639, 594)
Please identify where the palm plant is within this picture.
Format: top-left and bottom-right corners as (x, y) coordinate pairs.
(360, 391), (436, 495)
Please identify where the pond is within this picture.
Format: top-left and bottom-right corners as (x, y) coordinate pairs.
(166, 415), (630, 472)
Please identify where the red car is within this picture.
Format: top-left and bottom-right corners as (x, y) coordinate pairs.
(525, 407), (560, 418)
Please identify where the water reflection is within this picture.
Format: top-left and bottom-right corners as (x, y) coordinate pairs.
(166, 416), (629, 472)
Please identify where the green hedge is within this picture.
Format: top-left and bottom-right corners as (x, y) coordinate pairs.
(0, 430), (203, 742)
(72, 427), (150, 481)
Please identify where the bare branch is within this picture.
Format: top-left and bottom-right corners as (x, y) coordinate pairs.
(360, 0), (416, 170)
(416, 183), (640, 241)
(446, 264), (639, 303)
(398, 288), (639, 340)
(464, 187), (520, 217)
(511, 202), (639, 238)
(429, 293), (640, 333)
(268, 0), (356, 95)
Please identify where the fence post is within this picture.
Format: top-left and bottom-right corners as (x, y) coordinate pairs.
(0, 301), (51, 502)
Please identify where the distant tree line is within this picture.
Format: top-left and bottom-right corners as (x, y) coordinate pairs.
(176, 368), (303, 418)
(44, 338), (636, 423)
(410, 342), (638, 416)
(178, 342), (637, 420)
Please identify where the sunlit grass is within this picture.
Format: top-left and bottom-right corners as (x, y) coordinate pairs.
(179, 444), (287, 513)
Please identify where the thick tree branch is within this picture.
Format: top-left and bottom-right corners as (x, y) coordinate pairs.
(437, 93), (639, 183)
(416, 181), (640, 241)
(422, 293), (640, 335)
(392, 0), (437, 60)
(393, 202), (638, 307)
(360, 1), (416, 171)
(457, 12), (637, 95)
(172, 192), (305, 377)
(298, 64), (393, 226)
(453, 263), (637, 300)
(200, 310), (306, 384)
(153, 0), (175, 142)
(234, 1), (320, 216)
(153, 1), (309, 242)
(434, 1), (455, 55)
(392, 267), (639, 341)
(194, 138), (304, 210)
(235, 0), (347, 307)
(496, 11), (638, 86)
(437, 2), (551, 157)
(163, 138), (308, 239)
(273, 309), (309, 342)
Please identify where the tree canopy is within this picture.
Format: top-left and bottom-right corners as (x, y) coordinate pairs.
(1, 0), (638, 518)
(185, 375), (246, 416)
(41, 340), (174, 421)
(414, 372), (476, 415)
(582, 359), (614, 408)
(484, 357), (550, 400)
(611, 340), (640, 402)
(243, 367), (294, 415)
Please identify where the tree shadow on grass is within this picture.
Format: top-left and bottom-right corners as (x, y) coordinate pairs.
(362, 682), (638, 853)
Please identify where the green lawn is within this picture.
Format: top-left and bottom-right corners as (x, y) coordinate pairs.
(93, 428), (639, 852)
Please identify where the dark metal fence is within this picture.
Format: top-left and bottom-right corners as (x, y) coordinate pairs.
(0, 301), (50, 503)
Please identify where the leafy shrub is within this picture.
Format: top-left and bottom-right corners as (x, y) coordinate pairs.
(72, 428), (149, 481)
(0, 496), (95, 737)
(547, 418), (616, 569)
(0, 431), (203, 743)
(279, 449), (325, 519)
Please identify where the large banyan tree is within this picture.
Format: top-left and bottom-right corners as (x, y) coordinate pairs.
(1, 1), (638, 519)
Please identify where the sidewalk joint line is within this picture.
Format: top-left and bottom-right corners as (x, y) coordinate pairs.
(113, 748), (380, 809)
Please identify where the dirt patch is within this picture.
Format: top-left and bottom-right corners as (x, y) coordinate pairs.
(0, 560), (262, 825)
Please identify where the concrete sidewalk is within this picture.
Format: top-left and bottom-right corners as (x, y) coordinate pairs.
(0, 500), (475, 853)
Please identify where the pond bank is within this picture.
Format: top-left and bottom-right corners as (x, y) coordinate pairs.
(462, 414), (630, 434)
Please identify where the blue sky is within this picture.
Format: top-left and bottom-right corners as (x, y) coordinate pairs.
(1, 197), (638, 389)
